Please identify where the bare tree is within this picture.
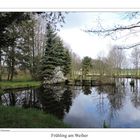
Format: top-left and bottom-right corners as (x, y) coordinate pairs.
(106, 46), (126, 76)
(131, 47), (140, 76)
(71, 52), (81, 80)
(85, 12), (140, 49)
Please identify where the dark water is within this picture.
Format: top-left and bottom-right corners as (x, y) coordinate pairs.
(1, 78), (140, 128)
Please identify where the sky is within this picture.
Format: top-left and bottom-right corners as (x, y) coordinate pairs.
(58, 12), (140, 60)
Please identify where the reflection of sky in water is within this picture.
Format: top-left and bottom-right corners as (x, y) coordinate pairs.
(2, 79), (140, 128)
(64, 79), (140, 128)
(64, 91), (110, 128)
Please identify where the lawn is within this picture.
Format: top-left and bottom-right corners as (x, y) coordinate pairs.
(0, 81), (41, 89)
(0, 106), (69, 128)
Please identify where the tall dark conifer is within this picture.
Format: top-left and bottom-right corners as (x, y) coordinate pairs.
(41, 23), (71, 81)
(41, 23), (58, 80)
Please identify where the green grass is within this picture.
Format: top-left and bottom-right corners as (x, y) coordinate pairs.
(0, 106), (69, 128)
(2, 71), (32, 81)
(0, 81), (41, 89)
(13, 73), (32, 81)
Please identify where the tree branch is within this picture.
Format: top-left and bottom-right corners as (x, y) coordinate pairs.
(85, 24), (140, 34)
(117, 42), (140, 49)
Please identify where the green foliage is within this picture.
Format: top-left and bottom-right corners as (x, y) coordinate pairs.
(0, 13), (30, 81)
(5, 23), (25, 81)
(63, 49), (71, 76)
(0, 106), (69, 128)
(41, 23), (71, 80)
(82, 56), (93, 77)
(0, 89), (4, 95)
(41, 24), (57, 80)
(0, 12), (66, 81)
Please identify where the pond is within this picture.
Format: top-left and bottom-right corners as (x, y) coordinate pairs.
(1, 78), (140, 128)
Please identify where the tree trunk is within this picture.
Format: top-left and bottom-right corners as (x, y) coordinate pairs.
(9, 46), (15, 81)
(10, 62), (14, 81)
(0, 48), (2, 81)
(7, 67), (11, 81)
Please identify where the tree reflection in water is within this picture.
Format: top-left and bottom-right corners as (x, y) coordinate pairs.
(38, 86), (73, 120)
(1, 88), (40, 108)
(96, 80), (126, 126)
(2, 78), (140, 128)
(21, 88), (40, 109)
(1, 90), (17, 106)
(82, 86), (92, 95)
(0, 86), (73, 120)
(95, 86), (107, 116)
(131, 79), (140, 108)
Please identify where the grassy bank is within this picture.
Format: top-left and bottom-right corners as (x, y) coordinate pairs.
(0, 81), (41, 89)
(0, 106), (69, 128)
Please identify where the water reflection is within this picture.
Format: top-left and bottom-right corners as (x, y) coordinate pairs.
(2, 79), (140, 127)
(82, 86), (92, 95)
(38, 86), (73, 119)
(109, 85), (125, 110)
(94, 81), (126, 127)
(96, 83), (125, 111)
(131, 79), (140, 108)
(1, 86), (73, 120)
(1, 88), (40, 109)
(95, 87), (107, 118)
(21, 88), (40, 109)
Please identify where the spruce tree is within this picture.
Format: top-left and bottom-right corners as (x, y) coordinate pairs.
(63, 49), (71, 76)
(41, 23), (71, 81)
(82, 56), (93, 78)
(41, 23), (57, 80)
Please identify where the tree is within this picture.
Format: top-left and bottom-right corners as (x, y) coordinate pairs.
(29, 12), (67, 79)
(81, 56), (93, 78)
(0, 13), (29, 80)
(93, 58), (108, 76)
(6, 25), (17, 81)
(69, 51), (81, 80)
(40, 24), (58, 80)
(85, 12), (140, 49)
(106, 46), (126, 76)
(131, 47), (140, 75)
(2, 17), (37, 81)
(63, 49), (71, 76)
(40, 23), (71, 81)
(0, 12), (67, 81)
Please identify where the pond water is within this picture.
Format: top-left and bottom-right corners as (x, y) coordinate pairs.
(1, 78), (140, 128)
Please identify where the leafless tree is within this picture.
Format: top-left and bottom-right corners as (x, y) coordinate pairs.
(85, 12), (140, 49)
(131, 47), (140, 75)
(106, 46), (126, 76)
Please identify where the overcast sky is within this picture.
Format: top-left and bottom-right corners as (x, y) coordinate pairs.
(58, 12), (140, 60)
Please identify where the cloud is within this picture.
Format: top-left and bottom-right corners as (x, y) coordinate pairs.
(59, 28), (112, 59)
(58, 12), (140, 62)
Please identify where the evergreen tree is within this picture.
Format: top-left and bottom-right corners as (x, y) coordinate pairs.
(0, 13), (29, 80)
(41, 23), (71, 81)
(63, 49), (71, 76)
(82, 56), (93, 78)
(0, 12), (66, 81)
(41, 24), (58, 80)
(53, 37), (71, 76)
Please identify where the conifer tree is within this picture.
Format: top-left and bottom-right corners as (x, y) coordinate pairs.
(63, 49), (71, 76)
(41, 23), (71, 81)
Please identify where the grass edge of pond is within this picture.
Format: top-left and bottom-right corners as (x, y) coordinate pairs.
(0, 81), (41, 90)
(0, 106), (70, 128)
